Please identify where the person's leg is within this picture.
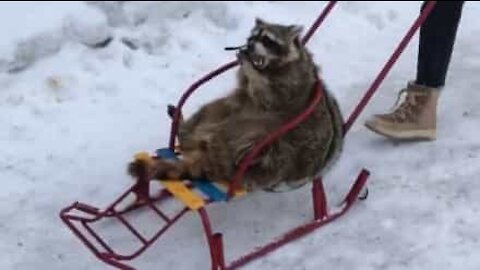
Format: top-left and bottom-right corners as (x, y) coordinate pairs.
(416, 1), (465, 88)
(365, 1), (464, 141)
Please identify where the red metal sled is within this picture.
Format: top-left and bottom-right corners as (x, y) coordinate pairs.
(60, 2), (437, 269)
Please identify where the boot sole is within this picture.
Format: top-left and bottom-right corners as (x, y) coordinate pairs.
(364, 122), (436, 141)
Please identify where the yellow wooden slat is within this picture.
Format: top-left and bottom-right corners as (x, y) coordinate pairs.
(217, 181), (247, 197)
(161, 181), (205, 210)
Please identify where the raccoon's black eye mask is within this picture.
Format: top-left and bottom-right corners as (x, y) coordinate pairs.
(225, 30), (290, 70)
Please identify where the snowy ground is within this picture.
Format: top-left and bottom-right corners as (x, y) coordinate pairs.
(1, 1), (480, 270)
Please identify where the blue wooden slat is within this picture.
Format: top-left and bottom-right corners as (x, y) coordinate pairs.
(192, 179), (227, 202)
(156, 148), (177, 160)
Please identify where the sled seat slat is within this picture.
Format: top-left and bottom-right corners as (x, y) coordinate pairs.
(161, 180), (205, 210)
(151, 148), (246, 206)
(192, 179), (228, 202)
(155, 148), (228, 201)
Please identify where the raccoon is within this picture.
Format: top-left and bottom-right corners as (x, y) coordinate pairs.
(128, 18), (344, 192)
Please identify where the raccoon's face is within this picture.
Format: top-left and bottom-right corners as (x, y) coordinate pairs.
(238, 18), (304, 71)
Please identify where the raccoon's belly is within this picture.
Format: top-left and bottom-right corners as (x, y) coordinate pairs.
(261, 119), (338, 192)
(262, 176), (312, 192)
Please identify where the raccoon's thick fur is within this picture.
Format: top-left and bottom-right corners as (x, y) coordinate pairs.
(129, 19), (344, 192)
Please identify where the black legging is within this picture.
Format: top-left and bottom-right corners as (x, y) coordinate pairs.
(416, 1), (465, 88)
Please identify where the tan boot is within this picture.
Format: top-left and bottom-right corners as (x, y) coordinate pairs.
(364, 81), (440, 140)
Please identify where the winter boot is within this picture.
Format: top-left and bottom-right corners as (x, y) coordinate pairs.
(364, 81), (440, 140)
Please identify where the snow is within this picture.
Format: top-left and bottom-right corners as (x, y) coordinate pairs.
(0, 2), (110, 73)
(1, 1), (479, 270)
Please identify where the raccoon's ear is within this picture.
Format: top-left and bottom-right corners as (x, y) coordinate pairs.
(255, 17), (267, 27)
(288, 25), (304, 38)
